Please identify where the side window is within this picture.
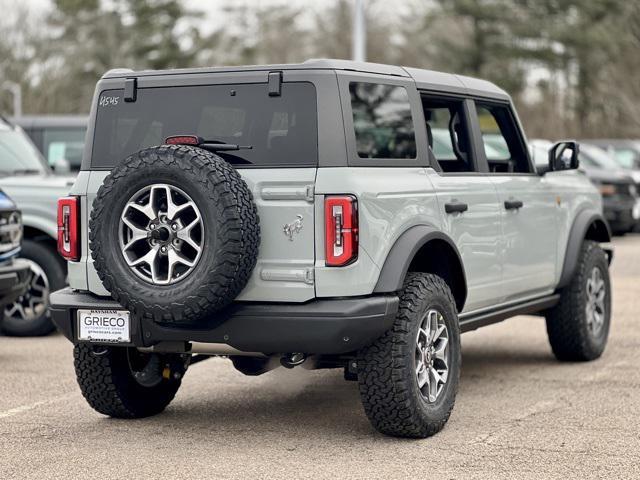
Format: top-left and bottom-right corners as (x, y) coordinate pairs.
(475, 103), (532, 173)
(421, 96), (475, 173)
(349, 82), (417, 159)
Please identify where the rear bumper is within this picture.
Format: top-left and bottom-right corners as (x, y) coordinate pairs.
(0, 259), (32, 307)
(50, 288), (399, 355)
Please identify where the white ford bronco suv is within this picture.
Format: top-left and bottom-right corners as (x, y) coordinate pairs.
(51, 60), (612, 438)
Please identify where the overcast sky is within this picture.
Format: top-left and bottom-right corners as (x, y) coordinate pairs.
(16, 0), (329, 33)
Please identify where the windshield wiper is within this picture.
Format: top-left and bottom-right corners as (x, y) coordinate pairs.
(165, 135), (253, 152)
(200, 140), (253, 152)
(0, 168), (42, 176)
(12, 168), (42, 175)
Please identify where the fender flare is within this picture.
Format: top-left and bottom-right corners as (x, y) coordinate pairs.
(557, 210), (611, 289)
(22, 215), (58, 240)
(373, 225), (467, 311)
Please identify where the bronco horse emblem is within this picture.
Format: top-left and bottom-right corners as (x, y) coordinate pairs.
(283, 214), (304, 241)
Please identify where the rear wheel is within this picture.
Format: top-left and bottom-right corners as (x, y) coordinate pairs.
(546, 240), (611, 361)
(2, 240), (65, 336)
(74, 344), (188, 418)
(357, 273), (461, 438)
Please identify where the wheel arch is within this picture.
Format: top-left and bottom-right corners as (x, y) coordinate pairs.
(23, 225), (57, 246)
(374, 225), (467, 312)
(558, 210), (612, 289)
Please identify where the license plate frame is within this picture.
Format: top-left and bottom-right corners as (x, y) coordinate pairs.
(77, 309), (131, 343)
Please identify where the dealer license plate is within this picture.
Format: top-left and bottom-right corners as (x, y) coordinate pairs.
(77, 309), (131, 343)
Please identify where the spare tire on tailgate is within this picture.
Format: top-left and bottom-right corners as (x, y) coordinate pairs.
(89, 145), (260, 325)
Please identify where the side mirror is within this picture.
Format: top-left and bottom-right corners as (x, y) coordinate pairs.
(548, 141), (580, 172)
(52, 157), (71, 175)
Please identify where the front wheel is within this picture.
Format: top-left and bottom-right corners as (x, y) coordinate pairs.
(546, 240), (611, 362)
(74, 344), (188, 418)
(2, 240), (66, 336)
(357, 273), (461, 438)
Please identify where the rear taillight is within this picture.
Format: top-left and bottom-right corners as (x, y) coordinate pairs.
(324, 195), (358, 267)
(57, 196), (80, 261)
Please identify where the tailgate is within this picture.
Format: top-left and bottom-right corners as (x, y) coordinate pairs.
(234, 168), (317, 302)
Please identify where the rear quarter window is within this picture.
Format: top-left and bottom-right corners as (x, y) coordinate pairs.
(91, 82), (318, 168)
(349, 82), (416, 159)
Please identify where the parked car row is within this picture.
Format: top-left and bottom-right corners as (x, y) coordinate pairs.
(0, 116), (76, 335)
(10, 115), (87, 173)
(0, 187), (34, 329)
(530, 139), (640, 235)
(0, 106), (638, 343)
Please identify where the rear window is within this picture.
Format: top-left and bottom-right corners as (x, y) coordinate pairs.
(92, 82), (317, 168)
(43, 128), (86, 169)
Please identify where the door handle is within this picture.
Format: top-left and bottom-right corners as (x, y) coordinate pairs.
(445, 202), (468, 214)
(504, 200), (524, 210)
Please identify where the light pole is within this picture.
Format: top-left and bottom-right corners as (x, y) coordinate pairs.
(352, 0), (366, 62)
(1, 81), (22, 118)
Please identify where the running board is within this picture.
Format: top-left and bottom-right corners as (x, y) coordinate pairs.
(459, 294), (560, 333)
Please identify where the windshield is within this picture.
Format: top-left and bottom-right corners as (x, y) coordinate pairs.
(431, 128), (503, 160)
(611, 148), (640, 169)
(580, 144), (621, 170)
(43, 127), (86, 169)
(0, 129), (47, 175)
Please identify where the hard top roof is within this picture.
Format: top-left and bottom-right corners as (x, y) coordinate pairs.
(10, 115), (88, 129)
(102, 58), (509, 99)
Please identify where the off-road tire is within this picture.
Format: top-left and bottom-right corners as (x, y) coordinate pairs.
(1, 240), (65, 336)
(546, 240), (611, 361)
(74, 343), (187, 418)
(357, 273), (461, 438)
(89, 145), (260, 325)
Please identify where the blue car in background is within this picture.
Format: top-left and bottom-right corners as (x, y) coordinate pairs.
(0, 189), (32, 332)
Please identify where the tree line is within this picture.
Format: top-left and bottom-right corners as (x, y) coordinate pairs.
(0, 0), (638, 139)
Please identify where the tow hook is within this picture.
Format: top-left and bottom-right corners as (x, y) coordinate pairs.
(280, 353), (307, 368)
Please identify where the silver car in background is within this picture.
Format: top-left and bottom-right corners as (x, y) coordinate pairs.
(0, 116), (74, 335)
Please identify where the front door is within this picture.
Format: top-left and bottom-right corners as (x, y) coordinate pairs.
(473, 102), (557, 301)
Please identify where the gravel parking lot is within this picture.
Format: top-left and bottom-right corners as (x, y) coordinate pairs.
(1, 236), (639, 479)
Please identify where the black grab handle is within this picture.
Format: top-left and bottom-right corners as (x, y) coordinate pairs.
(504, 200), (524, 210)
(445, 202), (469, 214)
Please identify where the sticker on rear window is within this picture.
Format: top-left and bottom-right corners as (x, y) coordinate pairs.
(99, 95), (120, 107)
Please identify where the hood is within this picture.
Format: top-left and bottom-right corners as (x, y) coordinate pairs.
(0, 173), (76, 238)
(580, 167), (633, 184)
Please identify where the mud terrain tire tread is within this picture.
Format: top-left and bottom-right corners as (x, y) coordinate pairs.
(546, 240), (611, 362)
(89, 145), (259, 325)
(357, 272), (461, 438)
(73, 344), (184, 418)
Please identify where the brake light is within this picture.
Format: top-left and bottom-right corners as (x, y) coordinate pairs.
(57, 196), (80, 261)
(325, 195), (358, 267)
(164, 135), (201, 146)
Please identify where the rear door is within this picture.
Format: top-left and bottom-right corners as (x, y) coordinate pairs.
(420, 95), (503, 312)
(472, 101), (557, 301)
(85, 72), (319, 302)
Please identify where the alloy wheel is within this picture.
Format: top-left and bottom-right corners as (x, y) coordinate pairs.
(4, 259), (49, 322)
(415, 308), (450, 403)
(585, 266), (606, 337)
(119, 184), (204, 285)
